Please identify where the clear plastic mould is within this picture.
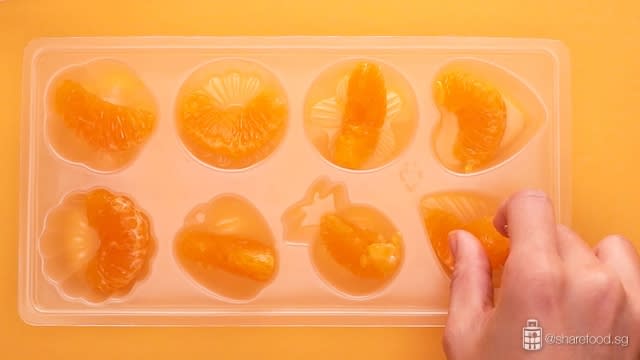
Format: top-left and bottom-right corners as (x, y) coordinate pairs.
(19, 37), (570, 326)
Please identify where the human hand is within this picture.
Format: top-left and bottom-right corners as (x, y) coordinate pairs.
(443, 190), (640, 359)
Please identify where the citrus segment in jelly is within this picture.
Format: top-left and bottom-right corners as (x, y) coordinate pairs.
(305, 60), (418, 170)
(176, 229), (276, 282)
(176, 63), (288, 169)
(40, 189), (155, 302)
(420, 192), (509, 285)
(462, 216), (510, 270)
(333, 63), (387, 169)
(421, 207), (464, 273)
(54, 80), (155, 152)
(319, 212), (401, 278)
(434, 71), (507, 173)
(46, 60), (157, 172)
(84, 189), (155, 295)
(282, 177), (404, 296)
(174, 195), (278, 300)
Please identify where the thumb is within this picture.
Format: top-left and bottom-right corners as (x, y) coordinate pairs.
(447, 230), (494, 326)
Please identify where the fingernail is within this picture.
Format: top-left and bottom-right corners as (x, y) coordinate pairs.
(519, 189), (549, 199)
(448, 231), (459, 258)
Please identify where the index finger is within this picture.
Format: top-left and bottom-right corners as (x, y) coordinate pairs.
(493, 190), (559, 260)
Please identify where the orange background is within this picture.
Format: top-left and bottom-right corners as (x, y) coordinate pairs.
(1, 0), (639, 359)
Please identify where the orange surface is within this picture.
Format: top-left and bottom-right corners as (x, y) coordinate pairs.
(420, 193), (509, 287)
(422, 207), (464, 273)
(176, 229), (277, 282)
(85, 189), (154, 297)
(318, 212), (401, 279)
(333, 62), (387, 169)
(434, 71), (507, 173)
(54, 80), (155, 152)
(462, 217), (509, 271)
(177, 88), (287, 169)
(1, 0), (640, 359)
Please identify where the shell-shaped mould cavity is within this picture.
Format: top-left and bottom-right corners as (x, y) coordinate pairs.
(175, 59), (289, 170)
(304, 59), (418, 171)
(174, 195), (279, 302)
(46, 59), (158, 173)
(419, 191), (509, 287)
(431, 59), (546, 175)
(39, 189), (156, 303)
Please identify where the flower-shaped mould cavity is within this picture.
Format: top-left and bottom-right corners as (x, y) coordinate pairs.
(46, 59), (158, 173)
(39, 188), (156, 303)
(175, 59), (289, 170)
(419, 191), (509, 287)
(304, 59), (418, 171)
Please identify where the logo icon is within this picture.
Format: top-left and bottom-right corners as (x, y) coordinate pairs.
(522, 319), (543, 351)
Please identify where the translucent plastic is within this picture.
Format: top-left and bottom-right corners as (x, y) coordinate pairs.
(19, 36), (571, 326)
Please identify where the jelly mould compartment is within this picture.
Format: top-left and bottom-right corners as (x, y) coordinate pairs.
(45, 59), (159, 173)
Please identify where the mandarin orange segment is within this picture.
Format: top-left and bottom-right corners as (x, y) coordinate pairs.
(422, 206), (509, 279)
(176, 229), (276, 282)
(319, 212), (401, 278)
(334, 63), (387, 169)
(177, 88), (287, 169)
(84, 189), (154, 295)
(422, 208), (464, 274)
(54, 80), (155, 152)
(435, 71), (507, 172)
(462, 216), (509, 270)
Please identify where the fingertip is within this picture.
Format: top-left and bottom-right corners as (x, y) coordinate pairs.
(447, 230), (494, 323)
(595, 234), (636, 258)
(494, 191), (541, 238)
(499, 189), (551, 214)
(594, 234), (640, 302)
(449, 230), (491, 272)
(493, 190), (549, 238)
(496, 189), (557, 257)
(513, 189), (550, 200)
(506, 189), (554, 222)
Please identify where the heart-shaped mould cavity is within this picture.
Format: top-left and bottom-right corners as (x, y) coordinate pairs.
(175, 59), (289, 171)
(431, 58), (546, 175)
(304, 59), (418, 171)
(39, 188), (157, 303)
(46, 59), (158, 173)
(282, 177), (404, 297)
(419, 191), (509, 287)
(174, 195), (278, 302)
